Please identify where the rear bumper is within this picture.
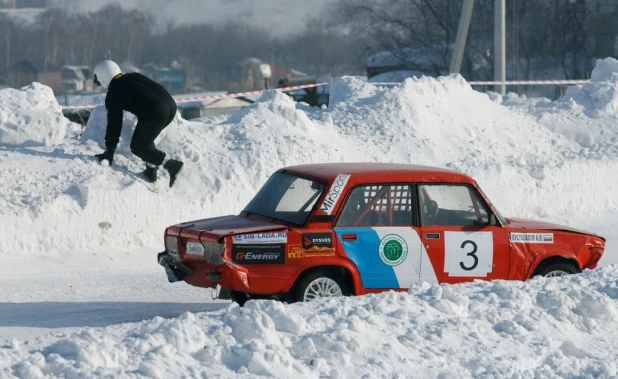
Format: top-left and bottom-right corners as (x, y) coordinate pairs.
(158, 250), (295, 295)
(158, 250), (192, 282)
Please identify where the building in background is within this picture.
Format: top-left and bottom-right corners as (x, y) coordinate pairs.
(9, 59), (61, 92)
(61, 65), (92, 93)
(178, 95), (255, 119)
(151, 68), (188, 95)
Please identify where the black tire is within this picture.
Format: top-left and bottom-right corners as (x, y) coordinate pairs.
(230, 290), (249, 307)
(290, 270), (349, 303)
(531, 261), (580, 278)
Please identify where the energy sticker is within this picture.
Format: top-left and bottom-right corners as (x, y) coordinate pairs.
(510, 233), (554, 244)
(379, 234), (408, 266)
(444, 231), (493, 277)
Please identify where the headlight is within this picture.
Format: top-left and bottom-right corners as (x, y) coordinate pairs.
(203, 241), (225, 265)
(165, 235), (179, 254)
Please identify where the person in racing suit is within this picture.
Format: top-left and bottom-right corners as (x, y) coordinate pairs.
(92, 60), (184, 187)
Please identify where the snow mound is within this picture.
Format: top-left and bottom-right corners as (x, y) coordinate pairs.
(3, 267), (618, 377)
(0, 83), (70, 147)
(563, 57), (618, 115)
(0, 73), (617, 254)
(328, 76), (579, 170)
(503, 57), (618, 156)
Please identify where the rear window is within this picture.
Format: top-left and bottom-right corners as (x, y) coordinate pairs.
(243, 173), (325, 225)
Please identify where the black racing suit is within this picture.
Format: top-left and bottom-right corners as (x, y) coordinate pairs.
(104, 73), (177, 166)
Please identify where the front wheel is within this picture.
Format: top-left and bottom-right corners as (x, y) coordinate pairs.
(291, 270), (349, 303)
(532, 261), (580, 278)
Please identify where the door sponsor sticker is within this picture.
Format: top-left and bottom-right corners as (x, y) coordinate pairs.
(510, 233), (554, 244)
(232, 232), (287, 244)
(186, 242), (204, 256)
(289, 233), (336, 258)
(302, 233), (333, 249)
(444, 231), (493, 277)
(320, 174), (351, 215)
(378, 234), (409, 266)
(232, 244), (285, 264)
(288, 245), (336, 259)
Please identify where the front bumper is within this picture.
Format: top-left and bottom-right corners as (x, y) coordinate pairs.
(158, 250), (192, 282)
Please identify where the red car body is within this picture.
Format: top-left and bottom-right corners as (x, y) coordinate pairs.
(158, 163), (605, 302)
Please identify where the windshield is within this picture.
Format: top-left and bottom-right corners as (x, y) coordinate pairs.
(474, 182), (508, 225)
(243, 173), (326, 226)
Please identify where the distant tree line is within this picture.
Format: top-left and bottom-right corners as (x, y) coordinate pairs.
(0, 4), (368, 91)
(0, 1), (595, 92)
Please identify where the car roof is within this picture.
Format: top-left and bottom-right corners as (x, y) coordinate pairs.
(279, 163), (474, 184)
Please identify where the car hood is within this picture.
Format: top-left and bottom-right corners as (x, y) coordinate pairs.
(168, 215), (287, 241)
(505, 217), (599, 238)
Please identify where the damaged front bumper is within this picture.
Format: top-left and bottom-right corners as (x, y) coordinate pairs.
(158, 250), (192, 282)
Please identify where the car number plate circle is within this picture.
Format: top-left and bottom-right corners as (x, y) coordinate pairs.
(186, 242), (205, 256)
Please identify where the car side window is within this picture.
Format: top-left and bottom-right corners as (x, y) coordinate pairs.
(418, 184), (490, 226)
(336, 184), (413, 227)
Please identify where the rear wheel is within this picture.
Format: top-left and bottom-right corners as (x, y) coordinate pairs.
(291, 270), (349, 303)
(532, 261), (580, 278)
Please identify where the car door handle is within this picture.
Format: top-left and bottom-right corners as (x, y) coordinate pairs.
(342, 234), (357, 240)
(425, 233), (440, 240)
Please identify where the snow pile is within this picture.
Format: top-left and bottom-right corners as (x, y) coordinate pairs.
(503, 57), (618, 156)
(0, 83), (71, 147)
(4, 58), (618, 378)
(328, 75), (579, 170)
(2, 267), (618, 377)
(564, 57), (618, 115)
(1, 66), (618, 254)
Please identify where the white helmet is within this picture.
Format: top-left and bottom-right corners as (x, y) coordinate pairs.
(93, 60), (121, 89)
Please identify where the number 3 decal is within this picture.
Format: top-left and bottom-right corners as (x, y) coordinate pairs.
(444, 232), (493, 277)
(459, 240), (478, 271)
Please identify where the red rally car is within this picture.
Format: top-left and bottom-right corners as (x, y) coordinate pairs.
(158, 163), (605, 304)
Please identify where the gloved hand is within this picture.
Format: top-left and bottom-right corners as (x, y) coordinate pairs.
(94, 150), (115, 166)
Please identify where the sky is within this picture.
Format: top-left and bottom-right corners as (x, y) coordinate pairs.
(49, 0), (336, 35)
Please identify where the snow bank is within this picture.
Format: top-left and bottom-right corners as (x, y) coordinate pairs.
(4, 61), (618, 378)
(503, 57), (618, 156)
(2, 267), (618, 377)
(1, 69), (617, 254)
(0, 83), (70, 147)
(328, 75), (579, 170)
(567, 57), (618, 115)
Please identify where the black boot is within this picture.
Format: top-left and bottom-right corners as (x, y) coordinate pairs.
(163, 159), (184, 188)
(143, 165), (158, 183)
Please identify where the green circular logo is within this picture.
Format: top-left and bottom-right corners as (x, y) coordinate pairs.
(379, 234), (408, 266)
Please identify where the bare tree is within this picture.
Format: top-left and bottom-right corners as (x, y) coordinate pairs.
(333, 0), (586, 82)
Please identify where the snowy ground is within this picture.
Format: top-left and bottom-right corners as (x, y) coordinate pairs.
(2, 58), (618, 377)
